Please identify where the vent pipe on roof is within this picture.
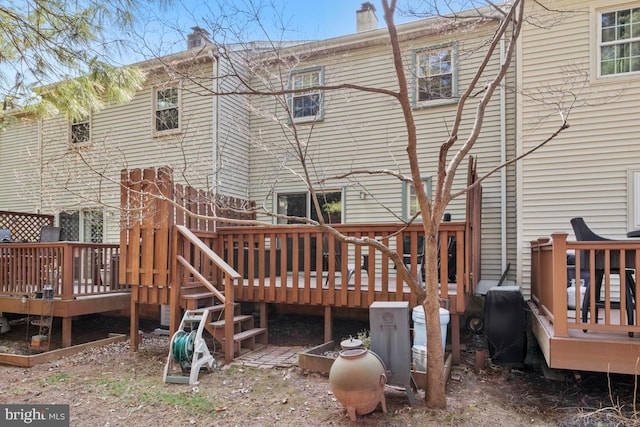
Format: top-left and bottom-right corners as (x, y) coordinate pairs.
(356, 2), (378, 32)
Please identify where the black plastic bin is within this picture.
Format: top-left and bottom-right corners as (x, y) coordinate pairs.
(484, 285), (527, 366)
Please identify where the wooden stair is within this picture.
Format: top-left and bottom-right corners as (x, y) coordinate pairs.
(180, 283), (219, 310)
(179, 284), (267, 358)
(207, 314), (267, 356)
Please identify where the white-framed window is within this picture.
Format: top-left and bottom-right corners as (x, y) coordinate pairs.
(289, 67), (324, 122)
(598, 6), (640, 76)
(70, 115), (91, 145)
(413, 44), (457, 108)
(58, 209), (104, 242)
(628, 169), (640, 230)
(276, 190), (342, 224)
(153, 86), (180, 135)
(403, 177), (432, 220)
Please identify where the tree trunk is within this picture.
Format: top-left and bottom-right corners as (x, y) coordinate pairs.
(423, 231), (447, 407)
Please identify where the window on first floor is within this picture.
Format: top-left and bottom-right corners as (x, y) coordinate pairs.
(403, 177), (432, 221)
(599, 6), (640, 76)
(289, 67), (324, 122)
(277, 190), (342, 224)
(414, 44), (457, 107)
(70, 115), (91, 145)
(58, 209), (104, 242)
(154, 86), (180, 134)
(628, 169), (640, 230)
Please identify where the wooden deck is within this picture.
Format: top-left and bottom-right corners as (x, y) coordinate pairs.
(169, 222), (476, 363)
(529, 301), (640, 374)
(530, 233), (640, 375)
(117, 164), (483, 364)
(0, 242), (130, 347)
(0, 164), (481, 367)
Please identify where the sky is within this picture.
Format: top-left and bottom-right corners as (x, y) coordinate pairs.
(2, 0), (470, 96)
(149, 1), (416, 38)
(125, 0), (446, 60)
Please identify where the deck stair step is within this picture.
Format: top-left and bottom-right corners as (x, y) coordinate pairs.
(201, 304), (229, 314)
(181, 284), (220, 294)
(220, 328), (268, 356)
(203, 308), (267, 357)
(207, 314), (255, 343)
(177, 281), (267, 360)
(180, 284), (224, 310)
(181, 305), (236, 327)
(209, 314), (254, 329)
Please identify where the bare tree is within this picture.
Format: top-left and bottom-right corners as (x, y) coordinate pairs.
(183, 0), (574, 408)
(165, 0), (559, 408)
(10, 0), (575, 409)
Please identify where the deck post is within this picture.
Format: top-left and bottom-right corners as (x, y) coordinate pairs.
(324, 306), (332, 343)
(259, 302), (268, 329)
(551, 232), (568, 337)
(130, 300), (140, 351)
(61, 316), (72, 348)
(169, 226), (180, 338)
(450, 314), (460, 364)
(61, 244), (74, 301)
(224, 276), (235, 364)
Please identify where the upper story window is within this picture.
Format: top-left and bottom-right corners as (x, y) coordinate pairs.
(289, 67), (324, 122)
(70, 115), (91, 145)
(414, 45), (457, 108)
(403, 177), (432, 221)
(154, 86), (180, 134)
(599, 7), (640, 76)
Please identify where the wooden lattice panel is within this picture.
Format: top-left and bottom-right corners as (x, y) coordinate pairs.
(0, 211), (54, 242)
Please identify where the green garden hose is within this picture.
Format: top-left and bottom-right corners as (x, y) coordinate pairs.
(172, 330), (196, 370)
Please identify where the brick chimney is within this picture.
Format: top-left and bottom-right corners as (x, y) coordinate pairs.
(187, 26), (211, 50)
(356, 2), (378, 32)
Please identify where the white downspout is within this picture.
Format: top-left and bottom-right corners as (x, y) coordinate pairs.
(211, 51), (219, 232)
(38, 117), (43, 214)
(500, 35), (507, 272)
(515, 16), (525, 290)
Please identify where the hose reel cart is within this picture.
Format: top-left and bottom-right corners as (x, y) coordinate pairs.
(163, 308), (217, 385)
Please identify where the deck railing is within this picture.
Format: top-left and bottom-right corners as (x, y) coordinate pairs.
(531, 232), (640, 337)
(188, 222), (469, 312)
(0, 242), (124, 299)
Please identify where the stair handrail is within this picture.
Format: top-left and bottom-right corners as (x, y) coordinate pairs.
(172, 224), (240, 363)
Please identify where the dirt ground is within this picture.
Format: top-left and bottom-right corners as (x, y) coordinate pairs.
(0, 313), (639, 426)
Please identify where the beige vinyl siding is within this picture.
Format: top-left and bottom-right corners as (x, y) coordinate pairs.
(518, 0), (640, 295)
(249, 21), (517, 280)
(2, 57), (220, 243)
(0, 117), (41, 213)
(217, 56), (251, 199)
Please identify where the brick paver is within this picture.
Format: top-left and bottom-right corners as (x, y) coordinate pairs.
(230, 345), (306, 368)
